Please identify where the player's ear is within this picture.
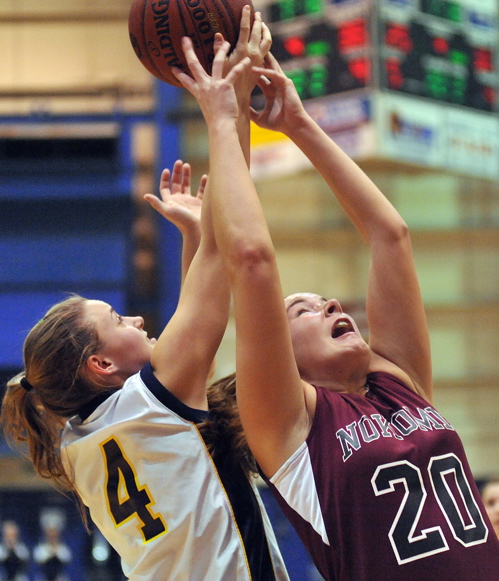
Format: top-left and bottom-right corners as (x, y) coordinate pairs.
(86, 354), (118, 377)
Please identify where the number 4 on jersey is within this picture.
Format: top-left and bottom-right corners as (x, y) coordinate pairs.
(100, 436), (168, 543)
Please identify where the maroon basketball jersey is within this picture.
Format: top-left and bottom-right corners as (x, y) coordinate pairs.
(265, 372), (499, 580)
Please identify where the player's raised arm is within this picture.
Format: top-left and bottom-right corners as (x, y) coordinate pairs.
(175, 38), (309, 475)
(251, 54), (432, 400)
(149, 13), (272, 409)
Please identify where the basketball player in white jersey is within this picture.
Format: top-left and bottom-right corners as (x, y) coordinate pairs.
(1, 13), (289, 580)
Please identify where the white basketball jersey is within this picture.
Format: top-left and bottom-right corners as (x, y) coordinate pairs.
(61, 364), (288, 581)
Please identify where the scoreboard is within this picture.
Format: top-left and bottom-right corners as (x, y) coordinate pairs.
(263, 0), (499, 112)
(379, 0), (497, 111)
(267, 0), (372, 101)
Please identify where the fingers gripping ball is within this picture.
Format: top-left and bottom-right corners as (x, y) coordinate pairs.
(129, 0), (254, 87)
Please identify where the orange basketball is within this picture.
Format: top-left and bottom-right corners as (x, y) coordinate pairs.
(129, 0), (254, 87)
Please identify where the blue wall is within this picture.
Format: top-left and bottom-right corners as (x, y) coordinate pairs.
(0, 115), (138, 372)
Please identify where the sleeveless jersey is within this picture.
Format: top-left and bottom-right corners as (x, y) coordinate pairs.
(61, 363), (289, 581)
(264, 372), (499, 581)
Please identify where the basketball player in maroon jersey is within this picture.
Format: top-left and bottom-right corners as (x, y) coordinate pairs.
(175, 38), (499, 581)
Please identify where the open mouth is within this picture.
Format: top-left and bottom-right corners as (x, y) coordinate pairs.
(332, 319), (354, 338)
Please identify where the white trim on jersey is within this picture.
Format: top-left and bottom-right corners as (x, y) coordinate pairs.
(61, 366), (289, 581)
(270, 442), (330, 546)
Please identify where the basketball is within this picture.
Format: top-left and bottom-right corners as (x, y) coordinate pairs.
(129, 0), (254, 87)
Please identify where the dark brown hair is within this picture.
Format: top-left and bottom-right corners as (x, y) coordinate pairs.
(201, 372), (257, 476)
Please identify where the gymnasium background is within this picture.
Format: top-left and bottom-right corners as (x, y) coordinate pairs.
(0, 1), (497, 579)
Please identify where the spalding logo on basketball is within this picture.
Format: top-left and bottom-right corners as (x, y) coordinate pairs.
(129, 0), (254, 87)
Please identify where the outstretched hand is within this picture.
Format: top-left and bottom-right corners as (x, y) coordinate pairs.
(221, 7), (271, 83)
(144, 160), (207, 235)
(250, 52), (306, 135)
(173, 37), (253, 127)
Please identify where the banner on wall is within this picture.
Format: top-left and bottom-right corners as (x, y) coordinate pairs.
(250, 92), (375, 178)
(305, 92), (376, 160)
(375, 93), (446, 168)
(445, 108), (499, 180)
(249, 90), (499, 180)
(375, 92), (499, 179)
